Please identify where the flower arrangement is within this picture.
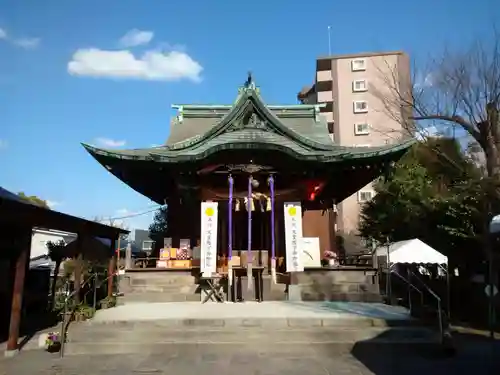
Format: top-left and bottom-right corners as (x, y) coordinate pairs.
(322, 250), (338, 267)
(45, 331), (66, 352)
(323, 250), (336, 260)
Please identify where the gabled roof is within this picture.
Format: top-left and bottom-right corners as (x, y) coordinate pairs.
(0, 186), (129, 239)
(82, 79), (415, 164)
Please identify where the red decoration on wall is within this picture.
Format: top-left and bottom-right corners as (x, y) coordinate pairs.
(305, 179), (326, 201)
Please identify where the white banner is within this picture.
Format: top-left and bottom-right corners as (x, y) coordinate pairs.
(200, 201), (218, 276)
(301, 237), (321, 268)
(284, 202), (304, 272)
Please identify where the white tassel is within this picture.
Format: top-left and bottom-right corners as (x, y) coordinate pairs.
(247, 262), (253, 290)
(235, 199), (240, 211)
(266, 197), (271, 212)
(228, 264), (233, 300)
(271, 258), (277, 284)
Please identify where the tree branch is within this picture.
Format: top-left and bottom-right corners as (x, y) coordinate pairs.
(411, 114), (481, 141)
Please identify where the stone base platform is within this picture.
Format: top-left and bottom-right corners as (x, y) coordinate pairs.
(119, 266), (381, 303)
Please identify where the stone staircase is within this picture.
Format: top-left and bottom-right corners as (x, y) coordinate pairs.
(119, 271), (200, 303)
(61, 305), (439, 356)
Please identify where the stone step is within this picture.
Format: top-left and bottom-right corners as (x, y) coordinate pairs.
(128, 278), (197, 286)
(62, 326), (438, 356)
(120, 293), (200, 303)
(67, 326), (436, 343)
(300, 292), (383, 303)
(127, 285), (199, 293)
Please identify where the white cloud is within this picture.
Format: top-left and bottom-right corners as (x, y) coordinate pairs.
(68, 48), (203, 82)
(0, 139), (7, 149)
(13, 37), (40, 49)
(0, 27), (40, 49)
(119, 29), (154, 48)
(46, 200), (62, 209)
(95, 137), (126, 148)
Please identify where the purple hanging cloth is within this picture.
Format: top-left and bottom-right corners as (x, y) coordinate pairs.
(228, 175), (234, 294)
(269, 175), (276, 284)
(247, 175), (253, 290)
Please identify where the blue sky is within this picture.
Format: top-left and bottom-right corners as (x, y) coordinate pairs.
(0, 0), (498, 230)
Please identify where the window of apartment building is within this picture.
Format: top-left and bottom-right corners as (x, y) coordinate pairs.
(357, 190), (373, 203)
(354, 123), (370, 135)
(353, 101), (368, 113)
(352, 79), (367, 92)
(351, 58), (366, 72)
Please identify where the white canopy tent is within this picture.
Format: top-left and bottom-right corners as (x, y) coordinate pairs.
(376, 238), (448, 265)
(376, 239), (450, 323)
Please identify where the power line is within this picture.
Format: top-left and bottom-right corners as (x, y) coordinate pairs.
(108, 206), (163, 221)
(93, 205), (164, 223)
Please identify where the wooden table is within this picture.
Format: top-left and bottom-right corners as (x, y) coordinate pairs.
(199, 274), (225, 303)
(229, 266), (265, 302)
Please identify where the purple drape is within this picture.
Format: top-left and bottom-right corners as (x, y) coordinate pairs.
(247, 176), (252, 262)
(269, 175), (275, 260)
(228, 175), (233, 260)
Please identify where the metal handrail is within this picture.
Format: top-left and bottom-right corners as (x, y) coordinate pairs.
(390, 270), (425, 315)
(408, 271), (445, 343)
(59, 271), (116, 357)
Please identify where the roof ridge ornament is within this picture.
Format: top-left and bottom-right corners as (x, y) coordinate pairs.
(244, 71), (255, 89)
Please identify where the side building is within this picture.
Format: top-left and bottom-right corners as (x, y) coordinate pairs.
(298, 51), (411, 234)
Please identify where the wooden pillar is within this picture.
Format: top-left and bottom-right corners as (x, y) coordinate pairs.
(74, 236), (84, 304)
(107, 238), (117, 298)
(5, 226), (32, 356)
(125, 242), (132, 270)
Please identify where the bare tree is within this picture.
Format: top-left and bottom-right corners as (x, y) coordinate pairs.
(376, 31), (500, 180)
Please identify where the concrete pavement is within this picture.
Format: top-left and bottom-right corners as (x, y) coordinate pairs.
(2, 340), (499, 375)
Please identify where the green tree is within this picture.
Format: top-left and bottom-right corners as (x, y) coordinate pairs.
(46, 240), (67, 309)
(17, 192), (50, 208)
(149, 206), (168, 254)
(359, 138), (486, 272)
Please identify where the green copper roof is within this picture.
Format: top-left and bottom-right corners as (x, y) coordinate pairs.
(82, 76), (416, 164)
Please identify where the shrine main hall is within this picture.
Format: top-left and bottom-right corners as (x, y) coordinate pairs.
(83, 75), (413, 301)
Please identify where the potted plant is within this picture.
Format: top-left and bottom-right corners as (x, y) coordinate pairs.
(100, 296), (117, 309)
(73, 305), (95, 321)
(45, 331), (67, 353)
(322, 250), (338, 267)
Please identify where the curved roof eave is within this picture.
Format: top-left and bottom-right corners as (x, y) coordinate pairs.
(82, 138), (416, 164)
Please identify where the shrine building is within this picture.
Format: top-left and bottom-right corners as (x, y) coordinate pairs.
(82, 75), (414, 301)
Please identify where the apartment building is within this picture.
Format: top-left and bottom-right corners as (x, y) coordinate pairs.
(298, 51), (411, 234)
